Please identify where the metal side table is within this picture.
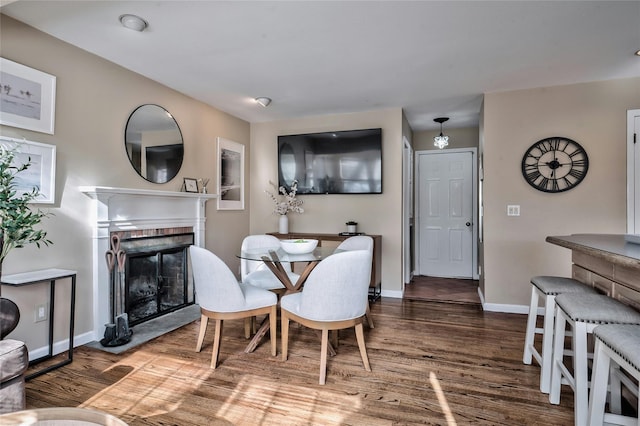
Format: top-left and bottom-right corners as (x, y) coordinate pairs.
(1, 268), (77, 380)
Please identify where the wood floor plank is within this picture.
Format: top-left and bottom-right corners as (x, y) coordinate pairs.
(23, 298), (576, 425)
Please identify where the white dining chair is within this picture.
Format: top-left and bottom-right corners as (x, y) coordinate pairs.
(280, 249), (373, 385)
(336, 236), (375, 328)
(241, 235), (300, 291)
(189, 245), (278, 369)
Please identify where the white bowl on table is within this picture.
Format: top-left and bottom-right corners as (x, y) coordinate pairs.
(280, 239), (318, 254)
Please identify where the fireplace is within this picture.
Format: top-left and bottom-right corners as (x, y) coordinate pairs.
(81, 186), (217, 341)
(120, 233), (195, 326)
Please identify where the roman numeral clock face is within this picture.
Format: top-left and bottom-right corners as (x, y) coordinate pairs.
(521, 137), (589, 193)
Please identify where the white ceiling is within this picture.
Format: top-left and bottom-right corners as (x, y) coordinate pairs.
(2, 1), (639, 131)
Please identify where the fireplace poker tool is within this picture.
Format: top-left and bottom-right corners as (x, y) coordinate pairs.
(100, 235), (133, 347)
(116, 250), (126, 317)
(104, 249), (115, 324)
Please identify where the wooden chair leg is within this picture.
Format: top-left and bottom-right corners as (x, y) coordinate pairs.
(331, 330), (338, 349)
(320, 329), (329, 385)
(269, 305), (277, 357)
(244, 317), (252, 339)
(355, 323), (371, 372)
(211, 319), (223, 369)
(196, 314), (208, 352)
(281, 313), (290, 361)
(366, 303), (374, 328)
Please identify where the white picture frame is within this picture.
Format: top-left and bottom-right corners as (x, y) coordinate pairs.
(217, 137), (245, 210)
(0, 136), (56, 204)
(0, 58), (57, 135)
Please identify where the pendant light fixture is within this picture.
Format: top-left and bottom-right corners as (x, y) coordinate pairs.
(433, 117), (449, 149)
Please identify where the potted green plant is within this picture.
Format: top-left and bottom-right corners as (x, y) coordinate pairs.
(0, 144), (52, 285)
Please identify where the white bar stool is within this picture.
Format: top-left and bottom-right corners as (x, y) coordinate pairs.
(523, 276), (596, 393)
(588, 324), (640, 426)
(549, 293), (640, 426)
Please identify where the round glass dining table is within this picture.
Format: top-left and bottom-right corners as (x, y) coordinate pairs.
(238, 246), (341, 293)
(237, 245), (343, 354)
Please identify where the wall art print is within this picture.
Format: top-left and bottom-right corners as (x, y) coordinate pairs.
(0, 136), (56, 204)
(0, 57), (56, 135)
(217, 137), (244, 210)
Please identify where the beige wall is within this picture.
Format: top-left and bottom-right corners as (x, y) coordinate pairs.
(482, 77), (640, 307)
(250, 108), (405, 295)
(0, 16), (250, 350)
(413, 127), (479, 151)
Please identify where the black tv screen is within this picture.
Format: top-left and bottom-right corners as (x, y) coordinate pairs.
(278, 128), (382, 194)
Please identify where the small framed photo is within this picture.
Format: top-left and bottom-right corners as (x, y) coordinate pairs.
(217, 137), (245, 210)
(183, 177), (198, 193)
(0, 57), (57, 134)
(0, 136), (56, 204)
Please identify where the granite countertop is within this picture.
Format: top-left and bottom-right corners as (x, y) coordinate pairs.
(546, 234), (640, 268)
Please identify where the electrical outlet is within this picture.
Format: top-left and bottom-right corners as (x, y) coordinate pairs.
(35, 303), (47, 322)
(507, 205), (520, 216)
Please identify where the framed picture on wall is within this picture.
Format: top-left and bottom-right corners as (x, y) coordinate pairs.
(0, 58), (57, 134)
(0, 136), (56, 204)
(217, 137), (245, 210)
(183, 177), (199, 193)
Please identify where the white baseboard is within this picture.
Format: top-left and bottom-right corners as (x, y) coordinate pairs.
(381, 289), (403, 299)
(482, 303), (530, 314)
(28, 330), (95, 361)
(478, 287), (529, 314)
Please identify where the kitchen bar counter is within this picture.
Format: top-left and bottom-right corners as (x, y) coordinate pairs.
(546, 234), (640, 311)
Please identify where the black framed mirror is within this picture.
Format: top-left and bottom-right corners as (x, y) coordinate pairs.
(125, 104), (184, 183)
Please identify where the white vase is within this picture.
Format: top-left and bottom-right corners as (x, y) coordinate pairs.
(279, 215), (289, 234)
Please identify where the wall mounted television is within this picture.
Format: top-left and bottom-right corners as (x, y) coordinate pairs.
(277, 128), (382, 194)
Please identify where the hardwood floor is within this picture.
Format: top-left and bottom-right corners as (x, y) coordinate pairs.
(404, 275), (481, 305)
(22, 298), (576, 425)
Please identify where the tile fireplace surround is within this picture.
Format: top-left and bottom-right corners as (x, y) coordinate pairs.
(80, 186), (217, 341)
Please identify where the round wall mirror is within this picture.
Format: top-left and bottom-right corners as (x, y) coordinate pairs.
(125, 104), (184, 183)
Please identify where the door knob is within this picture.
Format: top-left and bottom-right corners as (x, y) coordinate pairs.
(466, 222), (471, 227)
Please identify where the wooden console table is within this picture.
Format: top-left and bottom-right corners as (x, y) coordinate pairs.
(546, 234), (640, 311)
(1, 268), (77, 380)
(268, 232), (382, 301)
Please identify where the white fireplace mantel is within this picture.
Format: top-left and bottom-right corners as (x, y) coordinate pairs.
(80, 185), (218, 200)
(80, 186), (217, 340)
(80, 186), (217, 242)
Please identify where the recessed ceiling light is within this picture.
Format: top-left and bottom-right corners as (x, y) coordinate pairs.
(119, 14), (148, 32)
(255, 97), (272, 107)
(635, 49), (640, 56)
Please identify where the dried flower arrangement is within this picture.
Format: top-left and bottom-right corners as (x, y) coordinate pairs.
(266, 180), (304, 216)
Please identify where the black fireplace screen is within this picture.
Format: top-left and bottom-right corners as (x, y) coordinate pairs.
(121, 233), (194, 326)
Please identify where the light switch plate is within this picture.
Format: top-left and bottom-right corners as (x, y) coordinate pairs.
(507, 205), (520, 216)
(35, 303), (47, 322)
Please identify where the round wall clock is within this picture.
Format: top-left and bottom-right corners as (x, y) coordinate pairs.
(521, 137), (589, 193)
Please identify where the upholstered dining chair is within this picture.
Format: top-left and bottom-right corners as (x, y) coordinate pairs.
(241, 235), (300, 291)
(280, 249), (372, 385)
(189, 245), (278, 369)
(336, 236), (375, 328)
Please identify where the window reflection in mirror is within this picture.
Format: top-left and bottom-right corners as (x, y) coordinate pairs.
(125, 104), (184, 183)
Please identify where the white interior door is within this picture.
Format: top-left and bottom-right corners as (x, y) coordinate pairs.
(417, 150), (474, 278)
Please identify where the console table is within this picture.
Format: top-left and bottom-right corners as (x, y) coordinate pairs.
(546, 234), (640, 311)
(268, 232), (382, 301)
(1, 268), (77, 380)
